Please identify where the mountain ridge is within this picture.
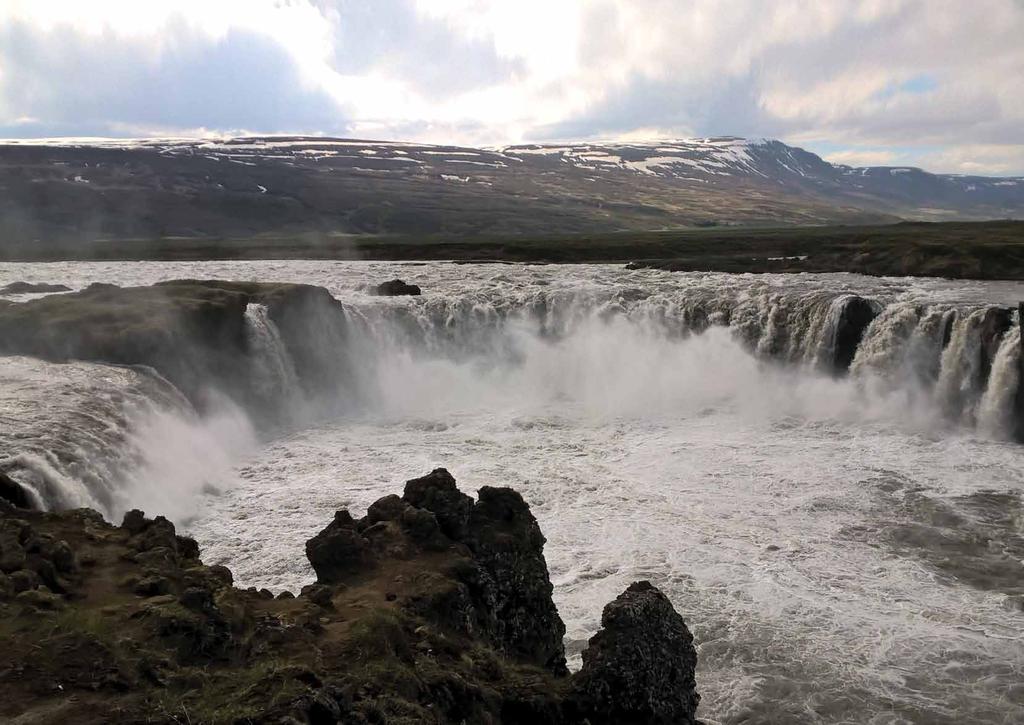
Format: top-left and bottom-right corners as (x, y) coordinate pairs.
(0, 135), (1021, 248)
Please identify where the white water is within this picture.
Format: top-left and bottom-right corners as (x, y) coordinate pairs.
(1, 261), (1023, 723)
(979, 325), (1023, 438)
(244, 302), (304, 421)
(0, 356), (256, 520)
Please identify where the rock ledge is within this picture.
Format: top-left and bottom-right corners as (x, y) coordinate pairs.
(0, 469), (700, 724)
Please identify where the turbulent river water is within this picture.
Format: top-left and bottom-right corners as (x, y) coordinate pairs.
(2, 261), (1023, 724)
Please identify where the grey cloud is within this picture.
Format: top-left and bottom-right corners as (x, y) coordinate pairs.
(321, 0), (522, 96)
(531, 71), (780, 142)
(528, 0), (1024, 173)
(0, 0), (1022, 175)
(0, 19), (348, 135)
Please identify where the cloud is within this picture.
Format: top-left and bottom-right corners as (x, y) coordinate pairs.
(0, 0), (1022, 174)
(324, 0), (520, 97)
(916, 144), (1024, 177)
(821, 149), (901, 168)
(542, 0), (1024, 172)
(0, 18), (348, 137)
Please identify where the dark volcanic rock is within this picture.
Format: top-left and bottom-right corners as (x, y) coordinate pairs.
(403, 468), (474, 540)
(942, 309), (957, 349)
(463, 486), (567, 674)
(306, 510), (375, 584)
(0, 281), (250, 406)
(373, 279), (421, 296)
(308, 472), (568, 674)
(1, 471), (705, 723)
(0, 281), (71, 295)
(833, 295), (878, 373)
(0, 471), (32, 509)
(570, 580), (700, 725)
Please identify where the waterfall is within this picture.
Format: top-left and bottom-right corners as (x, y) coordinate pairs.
(851, 305), (953, 395)
(5, 274), (1024, 521)
(936, 309), (988, 424)
(0, 357), (254, 519)
(977, 323), (1022, 439)
(244, 303), (302, 414)
(345, 288), (1023, 440)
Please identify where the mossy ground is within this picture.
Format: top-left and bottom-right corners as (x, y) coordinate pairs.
(0, 505), (568, 724)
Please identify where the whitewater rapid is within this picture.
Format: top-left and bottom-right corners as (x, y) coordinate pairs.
(1, 261), (1023, 724)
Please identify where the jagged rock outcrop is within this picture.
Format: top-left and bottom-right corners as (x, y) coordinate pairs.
(403, 468), (473, 540)
(0, 471), (700, 723)
(306, 509), (376, 582)
(461, 485), (567, 673)
(373, 279), (422, 296)
(308, 468), (567, 674)
(569, 580), (700, 724)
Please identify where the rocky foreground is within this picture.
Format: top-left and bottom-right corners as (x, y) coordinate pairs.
(0, 469), (701, 724)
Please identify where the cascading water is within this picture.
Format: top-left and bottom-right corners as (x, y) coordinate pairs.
(3, 266), (1022, 515)
(0, 356), (255, 521)
(2, 261), (1024, 724)
(978, 321), (1022, 439)
(935, 308), (987, 424)
(244, 302), (303, 419)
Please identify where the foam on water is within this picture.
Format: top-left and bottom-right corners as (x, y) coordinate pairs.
(0, 356), (255, 520)
(185, 329), (1024, 723)
(1, 260), (1023, 723)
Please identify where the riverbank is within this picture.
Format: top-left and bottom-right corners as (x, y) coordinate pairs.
(3, 221), (1024, 280)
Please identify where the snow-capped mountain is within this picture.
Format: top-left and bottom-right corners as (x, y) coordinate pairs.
(0, 136), (1021, 245)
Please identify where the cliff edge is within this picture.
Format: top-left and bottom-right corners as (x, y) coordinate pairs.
(0, 469), (700, 724)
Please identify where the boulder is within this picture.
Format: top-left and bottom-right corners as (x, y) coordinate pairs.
(306, 511), (375, 584)
(121, 509), (148, 534)
(403, 468), (473, 540)
(10, 569), (40, 593)
(373, 279), (421, 296)
(570, 580), (700, 724)
(16, 587), (65, 611)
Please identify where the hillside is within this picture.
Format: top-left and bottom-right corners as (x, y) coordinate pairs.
(1, 136), (1022, 252)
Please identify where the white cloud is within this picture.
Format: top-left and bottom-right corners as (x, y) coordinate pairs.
(0, 0), (1022, 173)
(822, 149), (900, 168)
(916, 144), (1024, 177)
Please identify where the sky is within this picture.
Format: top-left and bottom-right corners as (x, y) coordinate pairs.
(1, 0), (1023, 175)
